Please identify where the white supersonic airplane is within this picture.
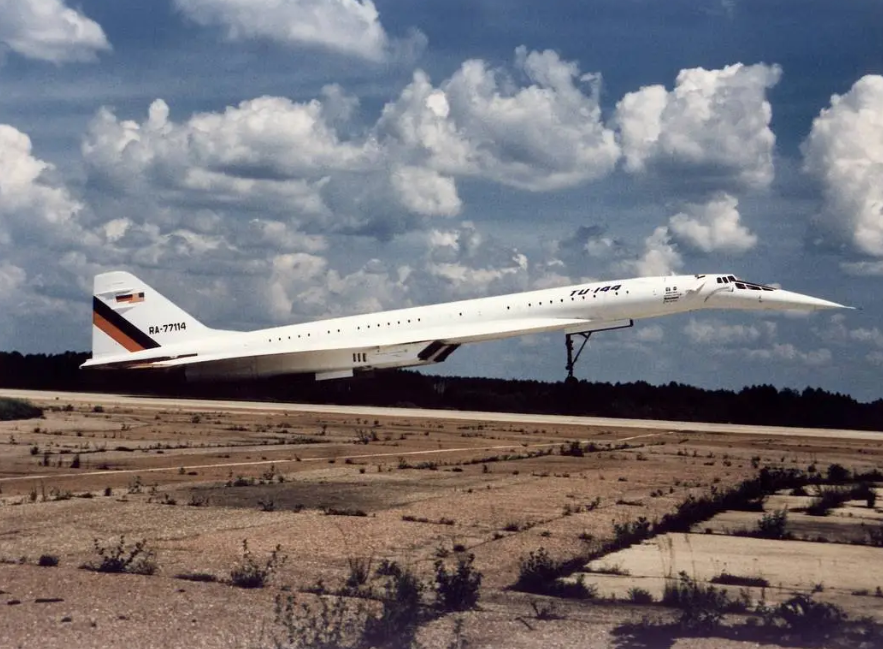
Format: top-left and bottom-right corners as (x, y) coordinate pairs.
(81, 271), (847, 382)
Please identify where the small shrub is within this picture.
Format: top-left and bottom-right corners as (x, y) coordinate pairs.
(512, 548), (595, 599)
(362, 562), (424, 649)
(560, 441), (584, 457)
(84, 537), (157, 575)
(805, 485), (861, 516)
(175, 572), (218, 583)
(229, 475), (253, 487)
(92, 405), (104, 413)
(514, 548), (557, 594)
(323, 507), (367, 517)
(530, 599), (563, 620)
(627, 587), (654, 604)
(402, 514), (427, 523)
(127, 476), (143, 494)
(593, 562), (631, 576)
(188, 493), (209, 507)
(612, 517), (652, 545)
(0, 397), (43, 421)
(867, 524), (883, 547)
(273, 593), (365, 649)
(662, 572), (728, 633)
(826, 463), (850, 484)
(229, 540), (286, 588)
(773, 593), (847, 639)
(755, 509), (790, 539)
(37, 554), (59, 567)
(434, 553), (483, 612)
(344, 555), (374, 593)
(709, 572), (769, 588)
(556, 575), (597, 599)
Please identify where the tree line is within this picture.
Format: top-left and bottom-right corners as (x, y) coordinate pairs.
(1, 351), (881, 431)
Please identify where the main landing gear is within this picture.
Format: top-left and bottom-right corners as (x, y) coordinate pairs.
(565, 331), (592, 382)
(563, 319), (635, 383)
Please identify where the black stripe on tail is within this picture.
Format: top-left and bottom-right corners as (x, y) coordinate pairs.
(93, 297), (160, 350)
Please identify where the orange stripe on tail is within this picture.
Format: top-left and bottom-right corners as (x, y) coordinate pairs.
(93, 311), (146, 352)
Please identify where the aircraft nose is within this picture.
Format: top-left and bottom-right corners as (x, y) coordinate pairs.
(768, 289), (851, 311)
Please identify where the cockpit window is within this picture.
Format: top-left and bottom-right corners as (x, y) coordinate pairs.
(727, 275), (737, 281)
(731, 278), (777, 291)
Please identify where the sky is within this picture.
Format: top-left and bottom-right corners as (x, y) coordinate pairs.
(0, 0), (881, 400)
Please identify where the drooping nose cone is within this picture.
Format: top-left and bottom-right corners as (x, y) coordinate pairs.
(701, 277), (850, 312)
(766, 289), (850, 311)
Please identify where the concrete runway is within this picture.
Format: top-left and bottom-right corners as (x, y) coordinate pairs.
(3, 388), (881, 441)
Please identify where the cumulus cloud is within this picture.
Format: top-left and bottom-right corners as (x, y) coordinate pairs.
(615, 63), (781, 188)
(668, 193), (757, 254)
(867, 351), (883, 366)
(378, 47), (620, 193)
(173, 0), (420, 62)
(0, 124), (85, 244)
(619, 194), (755, 280)
(850, 327), (883, 348)
(417, 222), (533, 298)
(266, 251), (414, 322)
(557, 225), (626, 261)
(636, 325), (664, 343)
(79, 48), (626, 233)
(683, 318), (770, 345)
(746, 343), (832, 366)
(816, 314), (883, 348)
(81, 96), (379, 228)
(258, 219), (569, 326)
(802, 75), (883, 258)
(0, 262), (26, 298)
(0, 123), (99, 344)
(390, 166), (461, 217)
(840, 260), (883, 276)
(0, 0), (110, 63)
(621, 226), (683, 276)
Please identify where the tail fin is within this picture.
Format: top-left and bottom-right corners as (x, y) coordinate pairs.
(91, 271), (212, 360)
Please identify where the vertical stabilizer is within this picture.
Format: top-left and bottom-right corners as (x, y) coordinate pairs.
(91, 271), (212, 360)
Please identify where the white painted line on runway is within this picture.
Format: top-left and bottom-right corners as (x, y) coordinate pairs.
(0, 441), (573, 484)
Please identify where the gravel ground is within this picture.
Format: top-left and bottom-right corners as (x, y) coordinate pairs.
(2, 393), (882, 648)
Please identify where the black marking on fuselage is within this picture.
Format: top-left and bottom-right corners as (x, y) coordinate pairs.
(433, 344), (460, 362)
(418, 341), (445, 361)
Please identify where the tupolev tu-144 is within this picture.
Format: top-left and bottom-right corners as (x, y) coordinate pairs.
(81, 271), (848, 382)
